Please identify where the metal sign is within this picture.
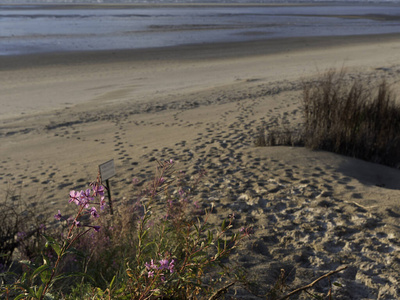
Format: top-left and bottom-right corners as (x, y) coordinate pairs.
(99, 159), (116, 181)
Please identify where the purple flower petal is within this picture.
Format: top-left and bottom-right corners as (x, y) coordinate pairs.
(54, 210), (62, 221)
(69, 190), (81, 205)
(90, 207), (99, 218)
(159, 259), (169, 270)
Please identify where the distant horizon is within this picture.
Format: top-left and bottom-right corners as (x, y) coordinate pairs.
(2, 0), (400, 56)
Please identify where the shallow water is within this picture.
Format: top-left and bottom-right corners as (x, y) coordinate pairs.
(1, 3), (400, 55)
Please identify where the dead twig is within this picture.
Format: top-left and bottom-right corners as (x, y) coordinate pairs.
(208, 282), (235, 300)
(278, 265), (348, 300)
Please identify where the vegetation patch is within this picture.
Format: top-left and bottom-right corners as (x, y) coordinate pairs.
(257, 70), (400, 168)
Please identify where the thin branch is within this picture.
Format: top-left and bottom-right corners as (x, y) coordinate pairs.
(208, 282), (235, 300)
(278, 265), (348, 300)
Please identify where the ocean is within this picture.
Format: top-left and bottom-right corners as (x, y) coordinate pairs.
(1, 1), (400, 55)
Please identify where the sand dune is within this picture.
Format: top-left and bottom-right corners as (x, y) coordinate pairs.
(1, 34), (400, 298)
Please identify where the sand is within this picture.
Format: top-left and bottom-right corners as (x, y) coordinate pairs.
(1, 34), (400, 298)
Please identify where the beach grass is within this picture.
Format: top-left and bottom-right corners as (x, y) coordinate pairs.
(259, 70), (400, 168)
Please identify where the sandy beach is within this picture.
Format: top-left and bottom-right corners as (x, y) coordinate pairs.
(1, 34), (400, 298)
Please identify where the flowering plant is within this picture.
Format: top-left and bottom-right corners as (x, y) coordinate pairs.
(9, 176), (106, 300)
(2, 161), (252, 299)
(119, 159), (252, 299)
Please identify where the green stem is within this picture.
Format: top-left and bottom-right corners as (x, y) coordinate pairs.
(40, 206), (88, 300)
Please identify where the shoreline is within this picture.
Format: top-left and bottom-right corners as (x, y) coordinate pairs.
(0, 2), (358, 9)
(2, 33), (400, 71)
(1, 33), (400, 124)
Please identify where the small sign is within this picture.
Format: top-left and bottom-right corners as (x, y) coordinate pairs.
(99, 159), (116, 181)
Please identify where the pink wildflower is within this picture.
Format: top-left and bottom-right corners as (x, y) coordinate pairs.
(69, 190), (81, 205)
(145, 259), (157, 270)
(54, 210), (62, 221)
(169, 259), (175, 273)
(90, 207), (99, 218)
(80, 189), (93, 208)
(159, 259), (169, 270)
(91, 182), (104, 198)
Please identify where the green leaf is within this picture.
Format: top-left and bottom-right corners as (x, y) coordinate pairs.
(141, 228), (149, 241)
(31, 264), (51, 281)
(64, 246), (84, 258)
(207, 230), (213, 244)
(193, 223), (199, 234)
(109, 275), (116, 290)
(14, 293), (30, 300)
(0, 270), (18, 278)
(115, 286), (126, 295)
(40, 268), (52, 284)
(44, 235), (62, 257)
(54, 272), (93, 283)
(143, 241), (156, 251)
(20, 272), (27, 282)
(221, 219), (226, 231)
(20, 260), (35, 270)
(35, 285), (44, 299)
(96, 287), (104, 297)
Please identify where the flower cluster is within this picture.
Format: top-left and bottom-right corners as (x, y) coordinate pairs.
(68, 184), (105, 212)
(145, 258), (175, 280)
(54, 182), (106, 232)
(69, 183), (105, 210)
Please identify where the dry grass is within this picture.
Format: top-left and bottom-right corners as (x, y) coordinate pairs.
(303, 70), (400, 167)
(258, 70), (400, 168)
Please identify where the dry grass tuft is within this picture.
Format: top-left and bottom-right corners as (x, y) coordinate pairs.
(258, 70), (400, 168)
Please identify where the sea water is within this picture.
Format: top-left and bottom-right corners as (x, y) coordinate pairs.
(1, 1), (400, 55)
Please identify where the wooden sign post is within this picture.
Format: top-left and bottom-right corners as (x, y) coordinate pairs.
(99, 159), (116, 215)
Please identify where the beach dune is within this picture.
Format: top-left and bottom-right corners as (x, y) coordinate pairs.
(1, 34), (400, 298)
